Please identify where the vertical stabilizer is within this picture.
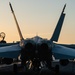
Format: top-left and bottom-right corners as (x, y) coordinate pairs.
(9, 2), (24, 41)
(50, 4), (66, 42)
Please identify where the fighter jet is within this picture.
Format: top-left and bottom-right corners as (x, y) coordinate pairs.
(0, 2), (74, 71)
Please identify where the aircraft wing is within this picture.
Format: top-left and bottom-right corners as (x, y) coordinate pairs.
(56, 43), (75, 49)
(52, 44), (75, 59)
(0, 44), (21, 58)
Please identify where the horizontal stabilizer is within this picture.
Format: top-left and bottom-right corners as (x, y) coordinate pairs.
(52, 44), (75, 59)
(0, 44), (21, 58)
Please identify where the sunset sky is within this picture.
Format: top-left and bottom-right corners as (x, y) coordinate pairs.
(0, 0), (75, 44)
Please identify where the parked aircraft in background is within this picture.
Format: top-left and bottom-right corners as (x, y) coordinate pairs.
(0, 2), (75, 71)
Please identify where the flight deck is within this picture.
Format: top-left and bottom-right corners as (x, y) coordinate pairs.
(0, 61), (74, 75)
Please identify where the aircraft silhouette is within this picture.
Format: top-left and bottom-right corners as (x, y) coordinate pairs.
(9, 2), (66, 69)
(0, 2), (75, 71)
